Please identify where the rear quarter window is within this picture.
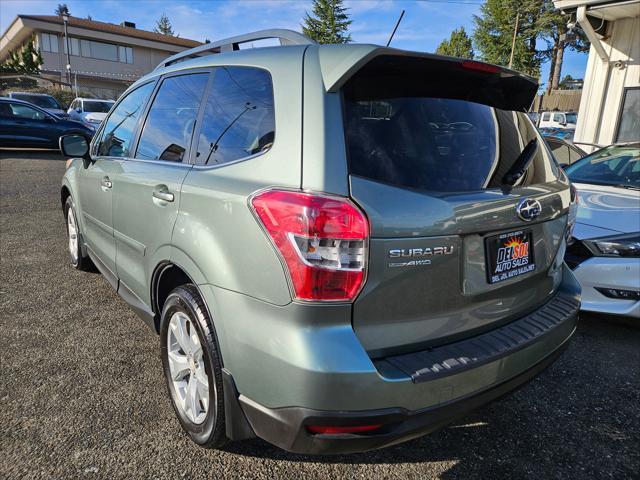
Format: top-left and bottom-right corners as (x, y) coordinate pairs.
(194, 66), (274, 166)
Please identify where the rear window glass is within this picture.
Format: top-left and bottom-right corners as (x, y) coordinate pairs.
(343, 88), (556, 192)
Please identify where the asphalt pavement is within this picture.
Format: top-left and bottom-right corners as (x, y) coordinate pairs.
(1, 150), (638, 479)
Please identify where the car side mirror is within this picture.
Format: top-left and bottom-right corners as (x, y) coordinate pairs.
(60, 134), (92, 166)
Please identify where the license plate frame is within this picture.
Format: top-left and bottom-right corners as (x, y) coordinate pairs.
(485, 229), (535, 284)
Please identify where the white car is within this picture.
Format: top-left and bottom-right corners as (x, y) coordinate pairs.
(539, 111), (577, 130)
(67, 98), (115, 129)
(565, 143), (640, 318)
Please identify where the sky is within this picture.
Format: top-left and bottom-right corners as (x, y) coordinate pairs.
(0, 0), (588, 88)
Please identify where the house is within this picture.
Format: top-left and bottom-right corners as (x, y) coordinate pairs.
(553, 0), (640, 149)
(0, 15), (202, 99)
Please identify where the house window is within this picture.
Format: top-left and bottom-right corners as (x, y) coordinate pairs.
(41, 33), (59, 53)
(61, 36), (132, 63)
(615, 87), (640, 143)
(118, 46), (134, 64)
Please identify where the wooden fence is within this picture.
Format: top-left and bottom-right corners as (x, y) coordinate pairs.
(531, 90), (582, 112)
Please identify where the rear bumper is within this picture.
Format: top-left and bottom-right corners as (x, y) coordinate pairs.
(573, 257), (640, 318)
(238, 336), (571, 454)
(222, 265), (580, 454)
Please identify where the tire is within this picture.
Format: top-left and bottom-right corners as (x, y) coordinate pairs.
(160, 284), (227, 448)
(64, 196), (92, 270)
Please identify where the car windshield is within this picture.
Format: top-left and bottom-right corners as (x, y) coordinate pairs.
(565, 144), (640, 189)
(565, 113), (577, 124)
(12, 94), (61, 109)
(83, 101), (114, 113)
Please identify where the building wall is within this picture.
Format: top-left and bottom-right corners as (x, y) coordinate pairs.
(574, 14), (640, 148)
(38, 32), (173, 83)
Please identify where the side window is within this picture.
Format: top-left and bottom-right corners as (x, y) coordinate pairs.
(549, 141), (570, 166)
(542, 112), (550, 121)
(136, 73), (209, 162)
(96, 82), (154, 158)
(194, 66), (275, 166)
(10, 103), (46, 120)
(568, 146), (583, 164)
(553, 113), (563, 123)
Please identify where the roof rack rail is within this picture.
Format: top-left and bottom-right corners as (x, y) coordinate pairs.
(155, 29), (315, 70)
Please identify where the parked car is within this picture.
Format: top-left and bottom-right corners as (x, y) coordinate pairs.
(0, 98), (93, 149)
(544, 136), (586, 166)
(59, 29), (580, 455)
(7, 91), (69, 118)
(564, 143), (640, 318)
(67, 97), (115, 129)
(538, 111), (577, 130)
(539, 127), (575, 141)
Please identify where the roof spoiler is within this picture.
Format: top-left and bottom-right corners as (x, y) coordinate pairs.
(318, 46), (538, 112)
(156, 29), (315, 70)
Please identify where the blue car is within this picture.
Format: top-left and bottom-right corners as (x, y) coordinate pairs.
(0, 97), (93, 149)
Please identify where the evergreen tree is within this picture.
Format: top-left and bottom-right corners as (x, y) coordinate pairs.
(435, 27), (474, 59)
(0, 35), (43, 74)
(154, 13), (176, 36)
(302, 0), (352, 44)
(55, 4), (70, 16)
(538, 0), (589, 92)
(473, 0), (544, 77)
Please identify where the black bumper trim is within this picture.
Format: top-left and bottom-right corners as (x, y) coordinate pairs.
(238, 332), (574, 455)
(376, 288), (580, 383)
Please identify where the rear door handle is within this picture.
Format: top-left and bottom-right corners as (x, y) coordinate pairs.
(153, 189), (174, 202)
(101, 176), (112, 189)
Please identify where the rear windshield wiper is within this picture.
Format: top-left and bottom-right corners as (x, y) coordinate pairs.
(502, 139), (538, 187)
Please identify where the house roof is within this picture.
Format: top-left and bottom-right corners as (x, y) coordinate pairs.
(15, 15), (202, 48)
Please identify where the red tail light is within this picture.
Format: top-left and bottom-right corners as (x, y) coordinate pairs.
(306, 424), (382, 435)
(250, 189), (369, 302)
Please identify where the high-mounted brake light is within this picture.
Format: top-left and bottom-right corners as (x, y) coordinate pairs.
(250, 190), (369, 302)
(461, 60), (501, 74)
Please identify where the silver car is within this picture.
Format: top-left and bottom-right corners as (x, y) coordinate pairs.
(565, 143), (640, 318)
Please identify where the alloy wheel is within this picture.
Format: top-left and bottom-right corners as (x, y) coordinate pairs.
(167, 311), (210, 424)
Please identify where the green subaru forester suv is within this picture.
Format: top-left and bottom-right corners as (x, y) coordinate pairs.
(60, 30), (580, 454)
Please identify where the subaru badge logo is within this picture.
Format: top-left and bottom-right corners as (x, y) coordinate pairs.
(516, 198), (542, 222)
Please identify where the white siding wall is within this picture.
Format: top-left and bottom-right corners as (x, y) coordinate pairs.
(574, 14), (640, 148)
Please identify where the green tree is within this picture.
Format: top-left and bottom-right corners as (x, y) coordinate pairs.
(55, 4), (70, 16)
(154, 13), (176, 36)
(0, 35), (43, 74)
(302, 0), (352, 44)
(473, 0), (545, 77)
(436, 27), (474, 59)
(538, 0), (589, 92)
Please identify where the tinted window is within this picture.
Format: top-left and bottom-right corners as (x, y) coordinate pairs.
(343, 82), (556, 192)
(194, 67), (274, 166)
(553, 113), (564, 123)
(8, 103), (46, 120)
(542, 112), (550, 121)
(83, 101), (113, 113)
(566, 145), (640, 188)
(12, 94), (60, 109)
(547, 139), (570, 165)
(97, 82), (154, 158)
(616, 88), (640, 143)
(136, 73), (208, 163)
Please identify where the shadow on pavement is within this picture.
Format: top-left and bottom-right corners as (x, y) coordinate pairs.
(0, 148), (65, 160)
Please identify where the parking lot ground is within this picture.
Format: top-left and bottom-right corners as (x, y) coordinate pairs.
(1, 150), (639, 480)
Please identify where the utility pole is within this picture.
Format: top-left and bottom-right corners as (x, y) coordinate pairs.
(62, 14), (72, 88)
(508, 12), (520, 69)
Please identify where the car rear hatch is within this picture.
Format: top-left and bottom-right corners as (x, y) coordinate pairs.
(338, 53), (571, 357)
